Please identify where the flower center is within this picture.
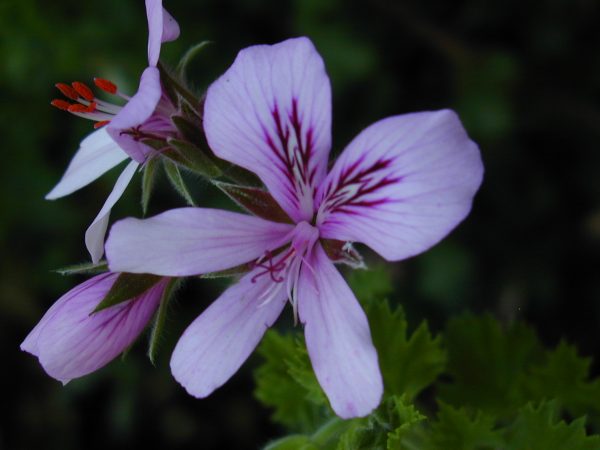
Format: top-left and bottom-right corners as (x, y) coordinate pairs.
(51, 79), (128, 129)
(252, 221), (319, 323)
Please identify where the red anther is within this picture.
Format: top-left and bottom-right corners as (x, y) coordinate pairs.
(51, 99), (72, 111)
(72, 81), (95, 101)
(68, 103), (91, 113)
(94, 78), (117, 94)
(55, 83), (80, 100)
(94, 120), (110, 129)
(85, 101), (97, 113)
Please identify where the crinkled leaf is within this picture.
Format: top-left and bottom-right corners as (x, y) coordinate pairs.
(254, 331), (330, 433)
(346, 265), (393, 304)
(54, 260), (108, 276)
(504, 400), (600, 450)
(524, 341), (600, 427)
(163, 159), (196, 206)
(427, 402), (501, 450)
(147, 278), (180, 365)
(215, 181), (293, 224)
(438, 314), (543, 415)
(264, 435), (319, 450)
(141, 156), (160, 216)
(336, 395), (425, 450)
(92, 273), (163, 314)
(365, 300), (446, 399)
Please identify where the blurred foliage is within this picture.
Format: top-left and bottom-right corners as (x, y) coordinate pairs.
(2, 0), (600, 449)
(255, 271), (600, 449)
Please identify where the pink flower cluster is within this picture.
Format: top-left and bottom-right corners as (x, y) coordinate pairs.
(23, 0), (483, 419)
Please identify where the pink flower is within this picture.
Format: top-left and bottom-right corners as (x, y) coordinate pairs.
(47, 0), (180, 263)
(21, 274), (168, 384)
(105, 37), (483, 418)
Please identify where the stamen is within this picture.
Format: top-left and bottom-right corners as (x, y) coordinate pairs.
(68, 101), (97, 113)
(51, 99), (72, 111)
(94, 120), (110, 129)
(55, 83), (79, 100)
(94, 78), (117, 95)
(71, 82), (95, 102)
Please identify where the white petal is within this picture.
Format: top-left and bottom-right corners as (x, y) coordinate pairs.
(85, 161), (139, 263)
(46, 128), (128, 200)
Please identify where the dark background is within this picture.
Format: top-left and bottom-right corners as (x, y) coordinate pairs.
(1, 0), (599, 448)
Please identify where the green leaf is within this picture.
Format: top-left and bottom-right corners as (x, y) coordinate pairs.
(163, 159), (196, 206)
(336, 395), (425, 450)
(346, 265), (393, 304)
(54, 260), (108, 276)
(524, 341), (600, 426)
(92, 273), (163, 314)
(427, 403), (501, 450)
(264, 435), (319, 450)
(504, 400), (600, 450)
(254, 331), (331, 433)
(166, 137), (222, 178)
(365, 300), (446, 399)
(176, 41), (213, 78)
(141, 157), (160, 216)
(215, 181), (292, 223)
(438, 314), (543, 415)
(147, 278), (180, 365)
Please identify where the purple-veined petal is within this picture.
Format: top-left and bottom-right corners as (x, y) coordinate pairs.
(21, 273), (167, 384)
(146, 0), (180, 67)
(298, 243), (383, 418)
(46, 128), (128, 200)
(106, 208), (295, 276)
(86, 161), (139, 263)
(107, 67), (162, 163)
(316, 110), (484, 261)
(204, 37), (332, 223)
(170, 268), (287, 397)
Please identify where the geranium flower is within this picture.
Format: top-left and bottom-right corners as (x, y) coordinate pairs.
(21, 273), (169, 384)
(105, 37), (483, 418)
(47, 0), (180, 263)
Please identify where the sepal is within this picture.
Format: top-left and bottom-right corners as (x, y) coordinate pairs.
(147, 277), (181, 364)
(214, 181), (293, 224)
(54, 260), (109, 276)
(321, 239), (364, 269)
(92, 273), (163, 314)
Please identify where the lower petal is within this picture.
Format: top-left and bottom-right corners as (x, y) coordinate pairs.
(21, 273), (166, 384)
(298, 243), (383, 418)
(170, 269), (287, 397)
(85, 160), (138, 263)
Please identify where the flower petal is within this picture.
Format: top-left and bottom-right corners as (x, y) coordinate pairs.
(107, 66), (162, 163)
(317, 110), (484, 261)
(298, 243), (383, 418)
(170, 268), (287, 397)
(204, 37), (332, 222)
(85, 161), (139, 263)
(106, 208), (294, 276)
(46, 128), (128, 200)
(146, 0), (180, 67)
(21, 273), (166, 384)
